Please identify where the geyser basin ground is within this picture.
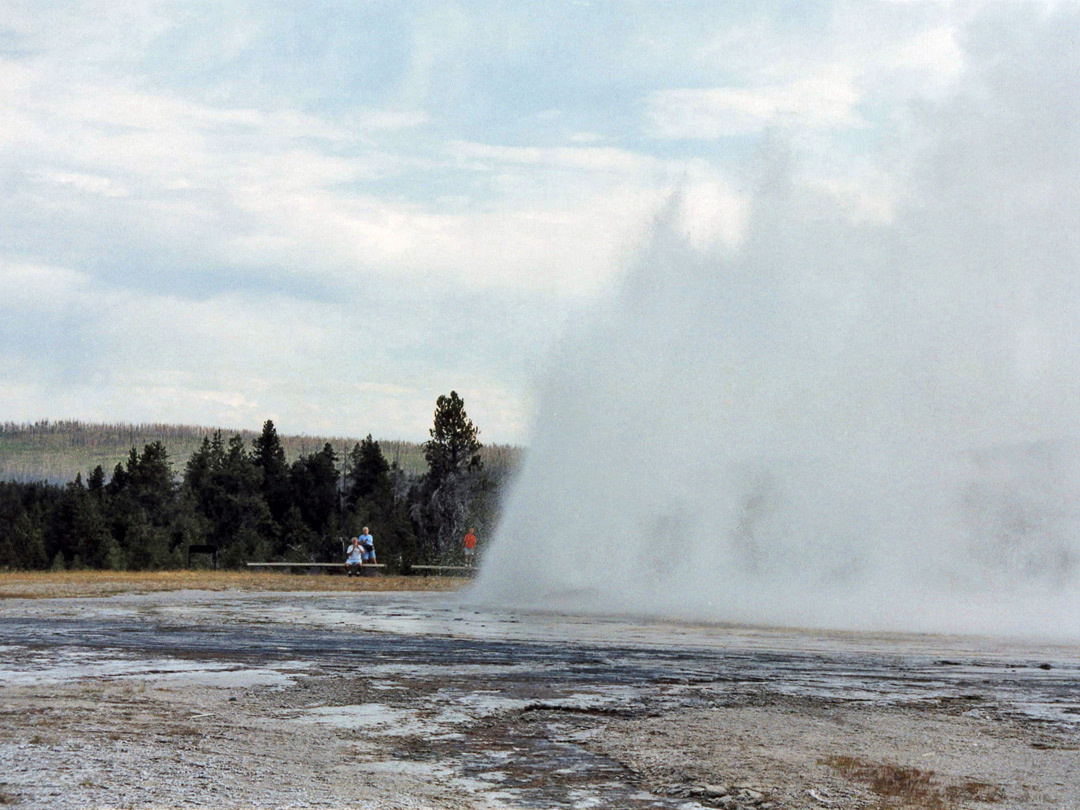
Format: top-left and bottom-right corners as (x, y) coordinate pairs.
(1, 589), (1079, 809)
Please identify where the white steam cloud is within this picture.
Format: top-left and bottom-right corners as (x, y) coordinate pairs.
(474, 9), (1080, 639)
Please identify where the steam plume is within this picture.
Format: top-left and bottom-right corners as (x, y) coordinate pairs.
(475, 9), (1080, 638)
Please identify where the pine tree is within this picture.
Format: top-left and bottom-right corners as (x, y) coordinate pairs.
(0, 482), (60, 569)
(423, 391), (482, 487)
(128, 441), (176, 517)
(52, 475), (119, 569)
(345, 435), (391, 509)
(290, 443), (339, 537)
(416, 392), (485, 558)
(87, 465), (106, 498)
(181, 432), (275, 566)
(12, 511), (48, 569)
(105, 460), (129, 497)
(252, 419), (291, 524)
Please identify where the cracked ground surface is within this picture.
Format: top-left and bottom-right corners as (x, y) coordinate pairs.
(1, 589), (1078, 809)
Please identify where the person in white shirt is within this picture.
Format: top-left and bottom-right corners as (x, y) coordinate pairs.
(344, 537), (363, 576)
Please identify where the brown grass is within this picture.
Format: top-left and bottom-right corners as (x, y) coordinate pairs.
(824, 756), (1004, 809)
(944, 782), (1007, 804)
(0, 570), (470, 599)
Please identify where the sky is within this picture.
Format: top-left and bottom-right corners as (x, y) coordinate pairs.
(0, 0), (990, 443)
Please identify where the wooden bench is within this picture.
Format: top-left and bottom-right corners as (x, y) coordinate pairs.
(246, 562), (386, 571)
(410, 565), (476, 575)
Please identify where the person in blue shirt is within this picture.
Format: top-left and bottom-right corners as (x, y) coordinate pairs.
(359, 527), (376, 565)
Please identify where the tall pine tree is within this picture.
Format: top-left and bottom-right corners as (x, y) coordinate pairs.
(423, 391), (482, 487)
(345, 434), (391, 510)
(252, 419), (291, 525)
(416, 392), (484, 558)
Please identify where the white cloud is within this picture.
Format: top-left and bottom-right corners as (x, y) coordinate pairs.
(446, 141), (659, 174)
(132, 384), (260, 413)
(647, 69), (864, 139)
(346, 108), (431, 132)
(893, 25), (966, 81)
(0, 262), (91, 310)
(0, 58), (33, 99)
(4, 51), (678, 301)
(34, 171), (131, 198)
(221, 181), (665, 296)
(0, 254), (546, 441)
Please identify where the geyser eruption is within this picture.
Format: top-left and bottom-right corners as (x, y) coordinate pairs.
(475, 10), (1080, 638)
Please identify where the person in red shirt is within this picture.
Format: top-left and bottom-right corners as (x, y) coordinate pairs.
(463, 528), (478, 567)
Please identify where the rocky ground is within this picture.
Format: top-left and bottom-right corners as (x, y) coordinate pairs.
(0, 588), (1078, 809)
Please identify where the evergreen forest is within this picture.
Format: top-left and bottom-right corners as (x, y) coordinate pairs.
(0, 393), (511, 572)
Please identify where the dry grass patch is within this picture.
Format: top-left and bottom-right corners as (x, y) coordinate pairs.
(0, 570), (469, 599)
(824, 756), (1005, 808)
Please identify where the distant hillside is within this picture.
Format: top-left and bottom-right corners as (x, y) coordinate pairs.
(0, 420), (523, 485)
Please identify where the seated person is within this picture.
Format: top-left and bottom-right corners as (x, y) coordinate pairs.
(344, 537), (364, 576)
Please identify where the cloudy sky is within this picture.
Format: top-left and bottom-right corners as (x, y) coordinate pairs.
(0, 1), (984, 443)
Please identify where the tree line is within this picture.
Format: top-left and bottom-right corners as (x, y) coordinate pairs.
(0, 418), (522, 484)
(0, 392), (500, 571)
